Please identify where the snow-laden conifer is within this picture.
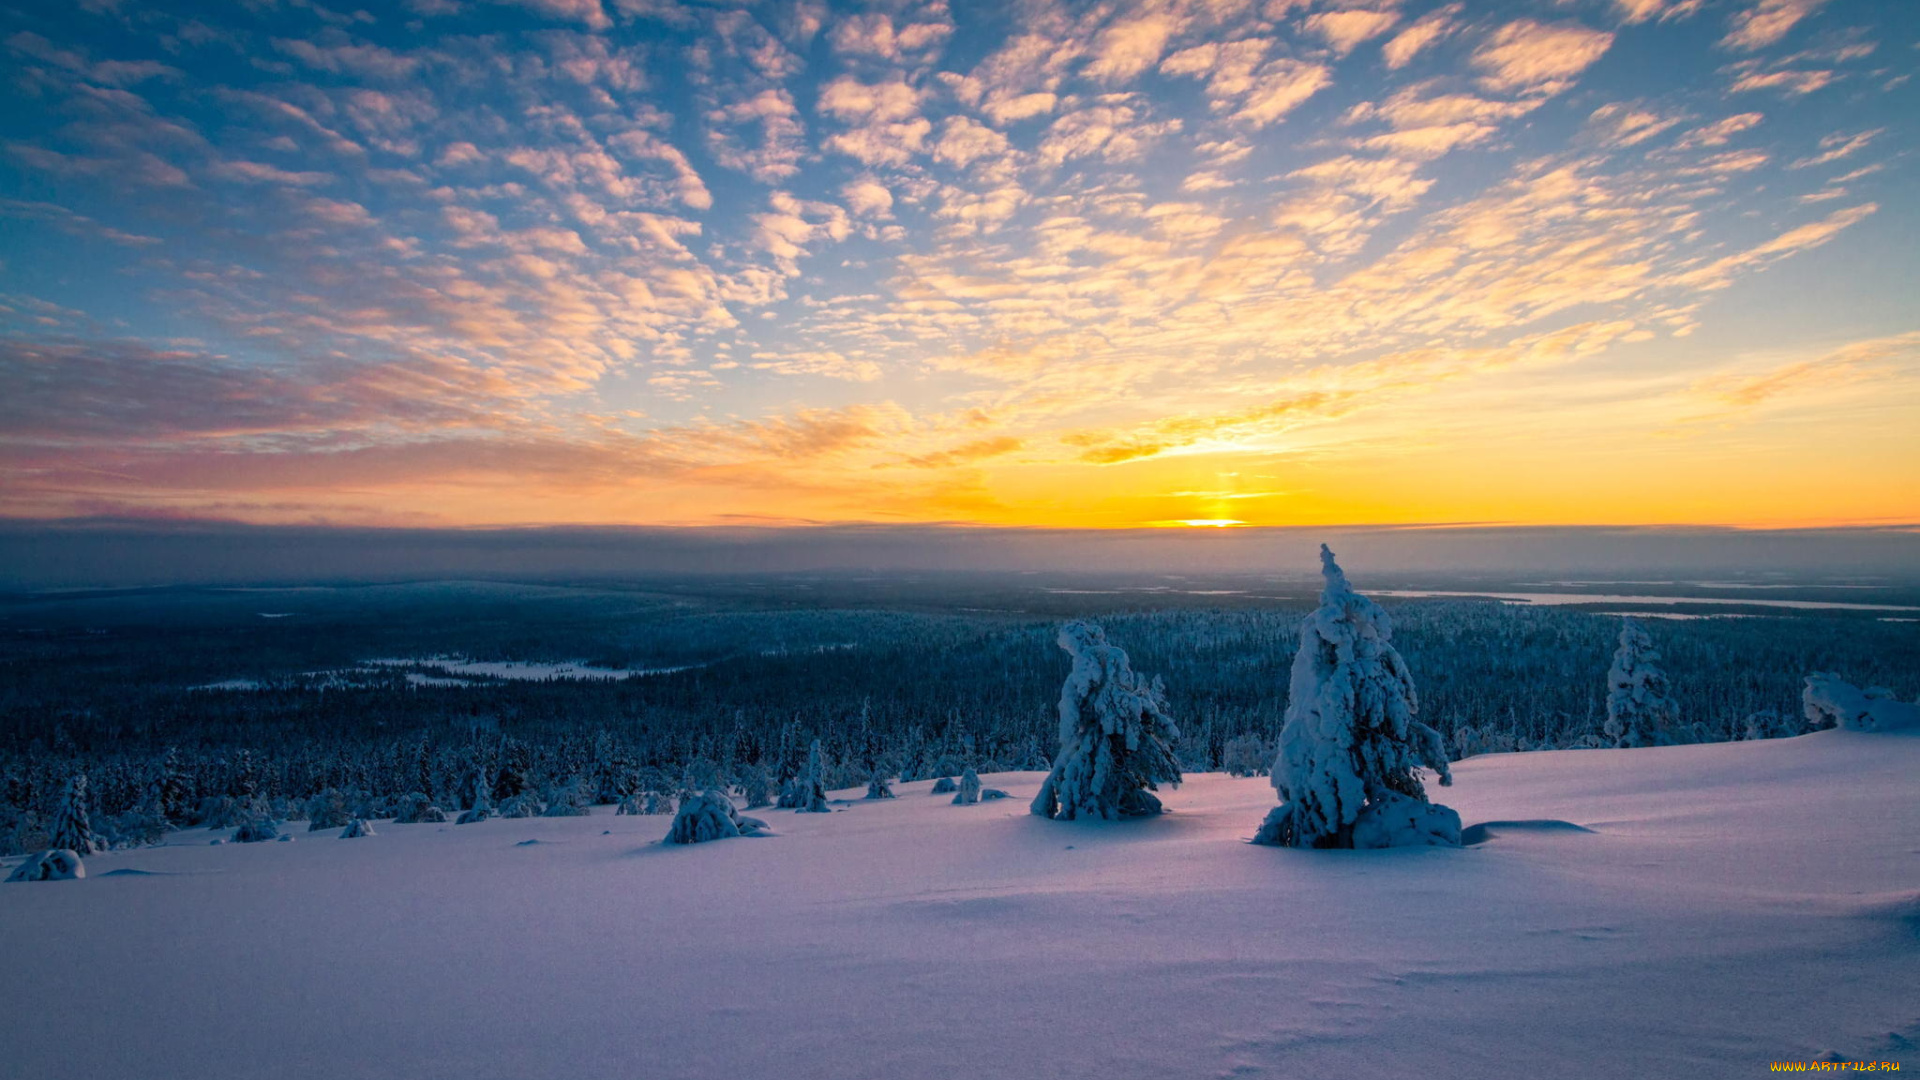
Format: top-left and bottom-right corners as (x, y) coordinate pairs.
(112, 788), (173, 848)
(1221, 734), (1270, 778)
(951, 767), (981, 806)
(195, 795), (247, 831)
(498, 794), (542, 818)
(1604, 618), (1679, 748)
(455, 788), (492, 824)
(1803, 673), (1920, 732)
(49, 773), (101, 855)
(393, 794), (448, 824)
(929, 776), (957, 794)
(305, 789), (351, 831)
(155, 746), (190, 822)
(1253, 546), (1456, 849)
(665, 789), (770, 844)
(232, 818), (279, 843)
(789, 740), (830, 813)
(738, 764), (775, 809)
(339, 818), (376, 839)
(539, 781), (588, 817)
(864, 769), (895, 800)
(1030, 622), (1182, 821)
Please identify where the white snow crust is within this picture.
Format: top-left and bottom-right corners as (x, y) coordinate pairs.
(0, 731), (1915, 1078)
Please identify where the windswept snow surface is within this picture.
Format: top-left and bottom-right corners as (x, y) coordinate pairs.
(2, 731), (1916, 1079)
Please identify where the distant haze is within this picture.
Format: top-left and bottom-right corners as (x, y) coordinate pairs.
(2, 519), (1916, 590)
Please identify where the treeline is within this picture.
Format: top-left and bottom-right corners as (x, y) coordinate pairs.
(1, 597), (1914, 855)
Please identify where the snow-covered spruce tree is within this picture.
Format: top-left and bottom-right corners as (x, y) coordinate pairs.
(1221, 734), (1270, 778)
(789, 740), (830, 813)
(455, 771), (492, 824)
(112, 788), (173, 848)
(929, 776), (957, 795)
(738, 764), (775, 809)
(339, 818), (376, 839)
(539, 780), (588, 817)
(456, 793), (492, 825)
(1252, 546), (1457, 850)
(49, 773), (101, 855)
(952, 767), (982, 806)
(1030, 622), (1182, 821)
(232, 818), (279, 843)
(665, 789), (770, 844)
(498, 793), (542, 818)
(1604, 618), (1679, 748)
(393, 793), (447, 824)
(864, 769), (895, 800)
(155, 746), (190, 823)
(305, 789), (350, 831)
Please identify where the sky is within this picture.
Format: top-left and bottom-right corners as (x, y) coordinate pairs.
(0, 0), (1915, 532)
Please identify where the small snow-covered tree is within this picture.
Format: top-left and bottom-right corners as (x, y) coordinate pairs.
(498, 793), (542, 818)
(1803, 672), (1920, 732)
(738, 764), (775, 809)
(155, 746), (190, 822)
(1604, 618), (1679, 748)
(1030, 622), (1182, 821)
(110, 788), (173, 848)
(1221, 734), (1270, 777)
(394, 793), (448, 824)
(865, 769), (895, 800)
(787, 740), (830, 813)
(951, 767), (981, 806)
(665, 790), (770, 844)
(929, 776), (957, 794)
(49, 773), (101, 855)
(305, 789), (351, 831)
(539, 780), (588, 817)
(455, 786), (492, 823)
(1742, 710), (1787, 741)
(232, 818), (279, 843)
(1253, 546), (1457, 850)
(340, 818), (376, 839)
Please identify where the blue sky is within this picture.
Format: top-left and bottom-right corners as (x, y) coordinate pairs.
(0, 0), (1914, 528)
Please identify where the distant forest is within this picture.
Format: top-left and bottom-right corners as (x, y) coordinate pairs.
(2, 576), (1914, 855)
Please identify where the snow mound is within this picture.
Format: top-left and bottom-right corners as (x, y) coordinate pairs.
(6, 849), (85, 882)
(1804, 673), (1920, 732)
(1459, 820), (1595, 846)
(1350, 791), (1462, 849)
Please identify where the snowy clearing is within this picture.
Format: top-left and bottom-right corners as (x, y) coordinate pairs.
(2, 729), (1915, 1079)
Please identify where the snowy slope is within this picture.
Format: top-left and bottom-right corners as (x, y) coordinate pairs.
(2, 730), (1915, 1080)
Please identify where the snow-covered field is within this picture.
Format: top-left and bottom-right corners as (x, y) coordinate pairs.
(3, 731), (1915, 1080)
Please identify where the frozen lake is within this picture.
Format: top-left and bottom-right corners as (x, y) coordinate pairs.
(1372, 590), (1920, 613)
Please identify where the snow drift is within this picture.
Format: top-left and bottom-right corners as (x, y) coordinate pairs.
(1, 729), (1915, 1080)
